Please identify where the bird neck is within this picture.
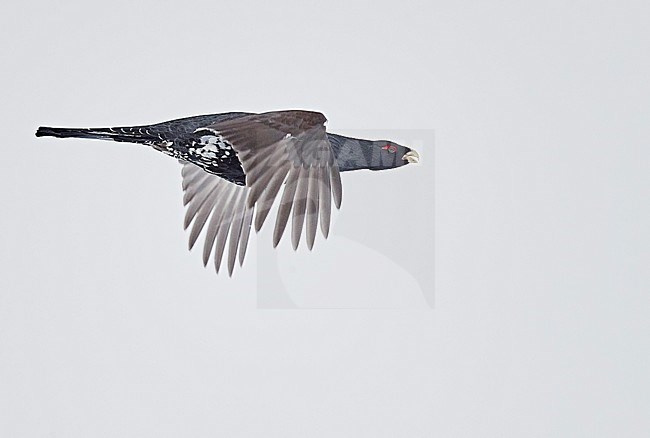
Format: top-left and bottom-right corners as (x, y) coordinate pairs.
(327, 134), (376, 172)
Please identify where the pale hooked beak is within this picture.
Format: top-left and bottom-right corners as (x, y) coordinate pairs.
(402, 150), (420, 164)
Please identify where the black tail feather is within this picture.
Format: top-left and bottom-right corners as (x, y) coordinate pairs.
(35, 126), (153, 144)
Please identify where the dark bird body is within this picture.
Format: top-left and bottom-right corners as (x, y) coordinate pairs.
(36, 110), (419, 275)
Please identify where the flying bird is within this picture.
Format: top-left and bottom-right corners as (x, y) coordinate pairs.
(36, 110), (420, 275)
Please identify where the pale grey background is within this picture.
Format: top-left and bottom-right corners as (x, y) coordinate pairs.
(1, 0), (649, 436)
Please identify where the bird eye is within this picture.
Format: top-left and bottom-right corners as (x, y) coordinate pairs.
(382, 144), (398, 153)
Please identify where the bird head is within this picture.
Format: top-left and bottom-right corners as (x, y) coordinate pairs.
(369, 140), (420, 170)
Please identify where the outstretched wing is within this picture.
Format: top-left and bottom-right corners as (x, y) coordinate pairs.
(181, 110), (343, 275)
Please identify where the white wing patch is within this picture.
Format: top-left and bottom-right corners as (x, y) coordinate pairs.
(189, 134), (234, 162)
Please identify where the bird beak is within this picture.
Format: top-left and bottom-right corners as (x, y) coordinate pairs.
(402, 150), (420, 164)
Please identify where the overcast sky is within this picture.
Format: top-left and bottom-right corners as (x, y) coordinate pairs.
(1, 0), (649, 436)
